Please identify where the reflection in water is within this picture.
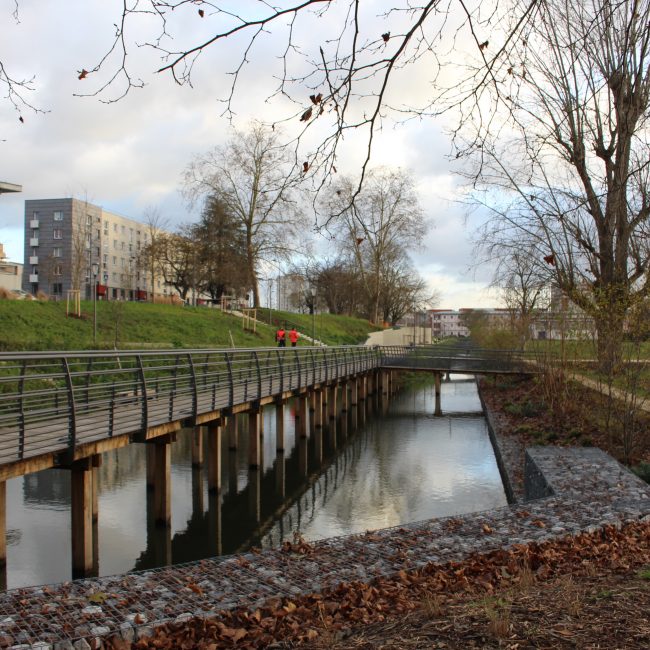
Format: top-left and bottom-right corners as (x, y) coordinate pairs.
(4, 378), (506, 589)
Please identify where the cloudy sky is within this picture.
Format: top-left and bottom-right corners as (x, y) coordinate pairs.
(0, 1), (500, 309)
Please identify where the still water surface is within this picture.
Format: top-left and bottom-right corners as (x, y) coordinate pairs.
(5, 377), (506, 589)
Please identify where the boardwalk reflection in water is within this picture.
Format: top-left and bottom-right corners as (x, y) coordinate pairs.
(5, 377), (506, 589)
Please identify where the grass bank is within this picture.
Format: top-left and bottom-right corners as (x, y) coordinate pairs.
(0, 300), (379, 351)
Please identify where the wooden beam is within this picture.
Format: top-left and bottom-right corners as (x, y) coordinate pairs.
(248, 410), (261, 468)
(207, 421), (222, 493)
(71, 460), (93, 577)
(153, 440), (172, 527)
(275, 400), (285, 451)
(192, 426), (204, 467)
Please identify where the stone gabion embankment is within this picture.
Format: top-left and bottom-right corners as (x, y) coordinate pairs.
(1, 412), (649, 648)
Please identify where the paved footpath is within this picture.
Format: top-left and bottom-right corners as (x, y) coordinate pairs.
(0, 439), (649, 648)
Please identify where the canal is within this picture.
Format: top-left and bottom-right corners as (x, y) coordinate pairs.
(5, 376), (506, 589)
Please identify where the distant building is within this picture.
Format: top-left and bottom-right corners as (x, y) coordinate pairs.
(277, 273), (306, 312)
(23, 198), (171, 301)
(0, 243), (23, 292)
(428, 309), (470, 338)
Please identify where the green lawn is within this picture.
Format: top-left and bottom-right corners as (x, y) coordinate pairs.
(0, 300), (380, 351)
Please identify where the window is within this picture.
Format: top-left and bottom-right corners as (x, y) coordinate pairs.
(53, 229), (62, 240)
(53, 265), (62, 276)
(95, 229), (100, 239)
(95, 247), (100, 257)
(112, 272), (117, 282)
(121, 225), (125, 235)
(86, 214), (92, 226)
(103, 254), (108, 264)
(113, 240), (118, 250)
(31, 248), (37, 257)
(113, 223), (118, 232)
(112, 256), (117, 265)
(32, 266), (38, 275)
(104, 221), (109, 235)
(121, 258), (126, 268)
(53, 211), (63, 221)
(52, 283), (63, 295)
(52, 247), (62, 257)
(33, 211), (40, 219)
(31, 229), (38, 238)
(129, 228), (134, 242)
(129, 243), (133, 253)
(121, 241), (125, 250)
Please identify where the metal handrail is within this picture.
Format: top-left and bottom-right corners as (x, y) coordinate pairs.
(0, 344), (535, 468)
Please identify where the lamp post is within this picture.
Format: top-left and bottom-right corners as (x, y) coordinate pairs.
(310, 286), (316, 345)
(91, 262), (99, 346)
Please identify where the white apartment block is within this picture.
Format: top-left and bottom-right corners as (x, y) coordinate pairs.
(429, 309), (471, 338)
(23, 198), (170, 301)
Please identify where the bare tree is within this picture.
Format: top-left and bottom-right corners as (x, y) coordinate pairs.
(138, 207), (168, 302)
(489, 246), (550, 348)
(470, 0), (650, 372)
(183, 122), (307, 307)
(327, 168), (427, 323)
(9, 2), (533, 192)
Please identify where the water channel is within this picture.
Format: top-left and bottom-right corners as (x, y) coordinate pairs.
(4, 376), (507, 590)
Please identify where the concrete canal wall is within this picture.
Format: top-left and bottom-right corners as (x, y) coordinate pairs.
(0, 386), (649, 649)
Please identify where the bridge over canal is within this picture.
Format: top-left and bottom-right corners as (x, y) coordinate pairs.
(0, 343), (536, 578)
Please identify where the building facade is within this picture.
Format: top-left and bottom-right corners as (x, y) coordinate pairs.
(23, 198), (168, 301)
(0, 243), (23, 292)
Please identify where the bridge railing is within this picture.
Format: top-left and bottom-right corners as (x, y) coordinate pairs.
(379, 344), (540, 373)
(0, 346), (381, 466)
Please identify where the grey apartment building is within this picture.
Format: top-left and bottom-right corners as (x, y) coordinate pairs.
(23, 198), (162, 301)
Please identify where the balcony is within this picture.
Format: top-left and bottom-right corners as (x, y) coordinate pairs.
(29, 256), (38, 265)
(29, 219), (39, 229)
(29, 238), (39, 247)
(29, 274), (38, 283)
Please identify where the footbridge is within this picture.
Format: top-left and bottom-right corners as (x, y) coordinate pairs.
(0, 343), (535, 578)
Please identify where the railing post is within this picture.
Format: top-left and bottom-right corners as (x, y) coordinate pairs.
(62, 357), (77, 460)
(187, 353), (198, 419)
(252, 351), (262, 401)
(295, 348), (302, 388)
(136, 355), (149, 436)
(18, 359), (26, 460)
(225, 352), (234, 409)
(276, 349), (284, 394)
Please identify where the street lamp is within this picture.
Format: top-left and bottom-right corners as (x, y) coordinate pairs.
(310, 286), (316, 345)
(91, 262), (99, 346)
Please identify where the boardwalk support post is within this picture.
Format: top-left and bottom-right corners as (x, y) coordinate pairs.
(434, 372), (442, 416)
(71, 457), (94, 577)
(248, 407), (261, 468)
(207, 420), (222, 493)
(192, 426), (204, 467)
(275, 399), (286, 451)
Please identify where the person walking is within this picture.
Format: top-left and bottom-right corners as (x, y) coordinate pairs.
(276, 325), (286, 347)
(289, 327), (299, 347)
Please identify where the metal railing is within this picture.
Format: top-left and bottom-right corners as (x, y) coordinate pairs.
(0, 344), (538, 468)
(0, 346), (380, 467)
(379, 344), (541, 374)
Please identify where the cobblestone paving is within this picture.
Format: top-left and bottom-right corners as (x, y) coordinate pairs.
(1, 431), (649, 648)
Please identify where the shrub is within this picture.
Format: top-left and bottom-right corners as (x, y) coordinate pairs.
(631, 462), (650, 484)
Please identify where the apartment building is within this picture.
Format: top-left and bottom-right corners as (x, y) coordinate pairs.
(22, 198), (165, 301)
(428, 309), (471, 338)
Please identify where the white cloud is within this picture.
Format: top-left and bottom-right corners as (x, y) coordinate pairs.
(0, 1), (499, 307)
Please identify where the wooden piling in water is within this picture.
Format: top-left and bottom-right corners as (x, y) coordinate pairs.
(207, 420), (222, 493)
(71, 458), (94, 576)
(192, 426), (204, 467)
(275, 400), (286, 451)
(248, 409), (261, 468)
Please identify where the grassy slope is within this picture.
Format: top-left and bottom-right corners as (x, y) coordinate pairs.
(254, 308), (382, 345)
(0, 300), (379, 351)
